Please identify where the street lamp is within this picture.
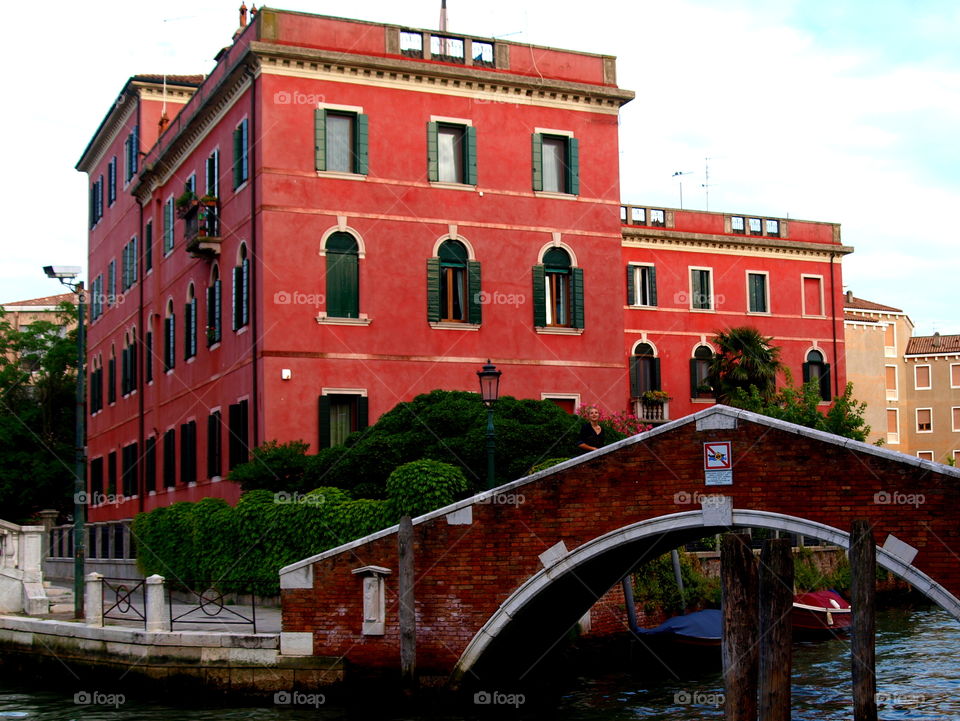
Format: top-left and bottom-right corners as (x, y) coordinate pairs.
(43, 265), (85, 618)
(476, 360), (501, 489)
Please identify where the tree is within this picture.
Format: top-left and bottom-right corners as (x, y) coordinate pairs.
(0, 303), (78, 521)
(729, 379), (871, 442)
(708, 326), (783, 403)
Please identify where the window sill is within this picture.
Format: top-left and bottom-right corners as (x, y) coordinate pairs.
(429, 181), (476, 191)
(315, 313), (372, 326)
(627, 304), (658, 309)
(317, 170), (366, 181)
(208, 341), (221, 351)
(535, 326), (584, 335)
(534, 191), (577, 200)
(430, 321), (480, 331)
(689, 308), (716, 313)
(746, 310), (771, 316)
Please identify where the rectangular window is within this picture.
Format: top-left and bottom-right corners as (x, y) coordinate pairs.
(144, 221), (153, 272)
(627, 264), (657, 307)
(749, 218), (762, 235)
(107, 356), (116, 404)
(184, 297), (197, 359)
(207, 411), (222, 479)
(885, 365), (898, 401)
(163, 197), (175, 254)
(145, 436), (157, 494)
(400, 30), (423, 58)
(427, 121), (476, 184)
(207, 280), (222, 345)
(886, 408), (899, 445)
(690, 268), (713, 310)
(315, 109), (369, 175)
(319, 393), (369, 449)
(232, 258), (249, 330)
(952, 363), (960, 388)
(90, 457), (104, 496)
(233, 118), (249, 188)
(731, 216), (745, 234)
(747, 272), (768, 313)
(884, 323), (896, 356)
(917, 408), (932, 432)
(472, 40), (495, 67)
(125, 126), (139, 182)
(951, 406), (960, 432)
(430, 34), (465, 63)
(163, 429), (176, 488)
(144, 331), (153, 383)
(206, 149), (220, 197)
(107, 451), (117, 495)
(180, 420), (197, 486)
(108, 157), (117, 205)
(802, 275), (824, 316)
(121, 442), (138, 497)
(915, 365), (931, 390)
(917, 451), (934, 461)
(765, 219), (780, 237)
(649, 209), (666, 227)
(532, 132), (579, 195)
(164, 312), (175, 371)
(631, 207), (646, 225)
(228, 400), (250, 469)
(107, 260), (116, 305)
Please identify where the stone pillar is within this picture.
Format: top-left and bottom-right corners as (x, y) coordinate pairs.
(84, 572), (104, 627)
(145, 574), (170, 632)
(19, 526), (44, 582)
(36, 510), (59, 560)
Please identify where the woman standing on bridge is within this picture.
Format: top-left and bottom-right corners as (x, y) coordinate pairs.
(576, 406), (606, 453)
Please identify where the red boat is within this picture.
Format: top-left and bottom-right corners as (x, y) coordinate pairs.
(792, 590), (852, 636)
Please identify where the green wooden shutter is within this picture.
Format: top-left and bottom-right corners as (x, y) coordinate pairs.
(821, 364), (832, 401)
(232, 266), (239, 330)
(327, 251), (359, 318)
(355, 113), (369, 175)
(532, 264), (546, 326)
(233, 126), (242, 188)
(184, 303), (191, 358)
(426, 257), (441, 322)
(571, 267), (585, 328)
(652, 358), (662, 391)
(649, 266), (658, 306)
(213, 279), (221, 341)
(465, 126), (478, 185)
(241, 258), (250, 327)
(426, 122), (439, 182)
(802, 362), (811, 385)
(690, 358), (699, 398)
(630, 356), (640, 397)
(314, 109), (326, 171)
(532, 133), (543, 191)
(626, 266), (635, 305)
(567, 137), (580, 195)
(467, 260), (482, 324)
(318, 395), (331, 449)
(357, 396), (369, 432)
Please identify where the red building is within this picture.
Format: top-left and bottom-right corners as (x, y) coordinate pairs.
(77, 8), (849, 524)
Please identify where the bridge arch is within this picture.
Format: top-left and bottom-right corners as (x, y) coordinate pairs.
(454, 508), (960, 683)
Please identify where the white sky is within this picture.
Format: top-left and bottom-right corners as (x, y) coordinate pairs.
(3, 0), (956, 334)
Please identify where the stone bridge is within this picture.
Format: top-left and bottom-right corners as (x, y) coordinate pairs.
(279, 406), (960, 684)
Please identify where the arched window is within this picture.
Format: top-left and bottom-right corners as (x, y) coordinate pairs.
(690, 345), (714, 399)
(107, 346), (117, 404)
(207, 265), (221, 346)
(630, 342), (661, 398)
(533, 247), (583, 328)
(121, 328), (137, 396)
(325, 232), (360, 318)
(803, 349), (831, 401)
(184, 284), (197, 359)
(164, 300), (176, 371)
(427, 238), (481, 324)
(89, 355), (104, 414)
(232, 244), (249, 330)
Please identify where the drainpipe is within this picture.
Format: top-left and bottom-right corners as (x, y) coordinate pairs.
(137, 196), (145, 514)
(829, 252), (839, 398)
(247, 63), (260, 449)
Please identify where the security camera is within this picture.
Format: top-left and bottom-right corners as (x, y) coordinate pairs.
(43, 266), (82, 279)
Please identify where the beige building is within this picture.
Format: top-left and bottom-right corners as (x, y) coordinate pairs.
(0, 292), (78, 366)
(844, 291), (959, 464)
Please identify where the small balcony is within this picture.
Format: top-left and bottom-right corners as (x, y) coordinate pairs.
(634, 398), (670, 424)
(182, 197), (221, 258)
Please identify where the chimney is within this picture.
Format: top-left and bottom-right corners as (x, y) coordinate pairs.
(440, 0), (448, 31)
(845, 290), (853, 303)
(158, 111), (170, 135)
(933, 332), (941, 348)
(239, 1), (248, 28)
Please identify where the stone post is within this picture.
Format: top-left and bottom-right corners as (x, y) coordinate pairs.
(145, 574), (170, 632)
(19, 526), (44, 582)
(84, 572), (104, 627)
(36, 510), (59, 560)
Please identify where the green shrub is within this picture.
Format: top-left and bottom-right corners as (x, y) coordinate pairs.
(229, 440), (312, 493)
(386, 459), (468, 518)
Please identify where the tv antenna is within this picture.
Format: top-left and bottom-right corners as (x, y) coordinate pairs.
(672, 171), (693, 209)
(701, 157), (715, 210)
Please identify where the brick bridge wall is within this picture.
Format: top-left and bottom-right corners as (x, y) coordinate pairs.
(280, 407), (960, 681)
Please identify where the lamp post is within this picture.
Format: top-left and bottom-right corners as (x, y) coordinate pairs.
(43, 265), (85, 618)
(476, 360), (501, 489)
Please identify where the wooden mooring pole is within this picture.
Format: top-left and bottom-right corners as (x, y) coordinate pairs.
(851, 519), (878, 721)
(758, 538), (794, 721)
(721, 533), (759, 721)
(398, 515), (417, 691)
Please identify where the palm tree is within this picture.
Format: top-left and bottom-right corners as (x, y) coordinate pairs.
(708, 326), (782, 404)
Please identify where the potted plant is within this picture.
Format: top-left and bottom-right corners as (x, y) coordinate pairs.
(640, 389), (671, 404)
(175, 190), (197, 217)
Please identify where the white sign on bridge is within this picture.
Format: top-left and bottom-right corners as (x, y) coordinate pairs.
(704, 441), (733, 486)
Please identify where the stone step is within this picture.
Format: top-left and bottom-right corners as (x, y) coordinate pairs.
(45, 586), (73, 598)
(49, 603), (74, 614)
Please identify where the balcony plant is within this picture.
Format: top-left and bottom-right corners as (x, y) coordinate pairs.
(175, 190), (197, 218)
(640, 390), (671, 404)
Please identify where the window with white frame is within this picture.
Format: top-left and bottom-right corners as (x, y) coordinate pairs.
(916, 408), (933, 433)
(917, 451), (934, 461)
(532, 131), (579, 194)
(952, 406), (960, 432)
(886, 408), (899, 445)
(801, 275), (824, 316)
(747, 272), (768, 313)
(627, 264), (657, 307)
(914, 364), (931, 390)
(952, 363), (960, 388)
(690, 268), (713, 310)
(885, 365), (898, 401)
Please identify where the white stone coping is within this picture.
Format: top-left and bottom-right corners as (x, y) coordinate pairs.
(0, 615), (278, 649)
(279, 405), (960, 579)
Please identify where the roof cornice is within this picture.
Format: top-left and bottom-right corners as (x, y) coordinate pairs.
(622, 227), (854, 258)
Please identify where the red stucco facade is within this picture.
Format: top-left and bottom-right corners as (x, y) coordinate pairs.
(78, 10), (850, 522)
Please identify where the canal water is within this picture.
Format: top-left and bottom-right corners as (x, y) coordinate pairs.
(0, 606), (956, 719)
